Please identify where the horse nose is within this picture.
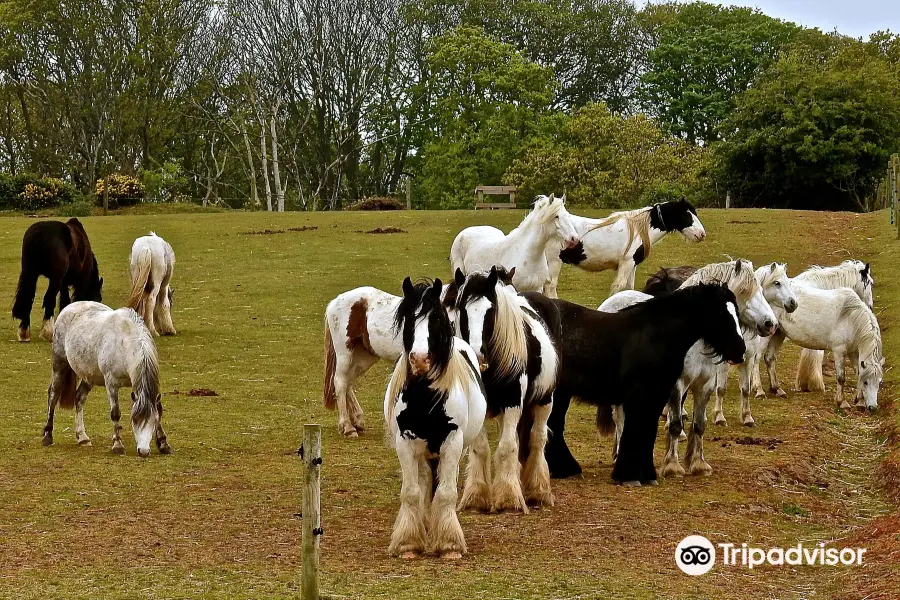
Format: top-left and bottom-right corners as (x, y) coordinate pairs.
(764, 319), (775, 334)
(137, 447), (150, 458)
(788, 300), (798, 313)
(867, 404), (877, 413)
(697, 230), (706, 241)
(566, 236), (579, 249)
(409, 352), (431, 376)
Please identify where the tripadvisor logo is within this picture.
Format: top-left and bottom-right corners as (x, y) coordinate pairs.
(675, 536), (867, 575)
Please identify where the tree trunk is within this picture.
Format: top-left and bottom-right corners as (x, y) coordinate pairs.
(259, 116), (273, 211)
(271, 113), (285, 212)
(241, 121), (259, 209)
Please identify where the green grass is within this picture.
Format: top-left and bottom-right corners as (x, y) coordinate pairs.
(0, 208), (896, 599)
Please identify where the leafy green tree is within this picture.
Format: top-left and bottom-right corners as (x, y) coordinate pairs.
(638, 2), (798, 144)
(714, 44), (900, 211)
(504, 102), (707, 208)
(416, 26), (555, 207)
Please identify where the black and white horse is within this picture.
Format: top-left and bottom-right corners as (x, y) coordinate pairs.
(453, 266), (559, 512)
(536, 283), (746, 484)
(545, 198), (706, 297)
(384, 278), (486, 559)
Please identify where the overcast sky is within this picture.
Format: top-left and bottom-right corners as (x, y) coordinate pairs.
(641, 0), (898, 39)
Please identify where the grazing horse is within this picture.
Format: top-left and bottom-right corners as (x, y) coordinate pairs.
(786, 261), (873, 395)
(763, 284), (883, 411)
(384, 278), (486, 559)
(451, 194), (586, 294)
(43, 302), (172, 457)
(12, 218), (103, 342)
(537, 283), (746, 484)
(617, 260), (777, 477)
(453, 267), (559, 512)
(323, 279), (463, 436)
(127, 232), (177, 337)
(546, 198), (706, 298)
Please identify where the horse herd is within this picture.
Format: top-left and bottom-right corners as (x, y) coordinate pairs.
(323, 195), (884, 559)
(7, 201), (885, 561)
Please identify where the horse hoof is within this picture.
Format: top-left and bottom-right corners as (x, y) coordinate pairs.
(40, 318), (54, 341)
(620, 480), (642, 487)
(742, 418), (756, 427)
(660, 462), (685, 478)
(774, 388), (787, 398)
(158, 443), (174, 455)
(714, 416), (727, 426)
(689, 462), (713, 476)
(678, 432), (687, 442)
(441, 551), (463, 560)
(754, 390), (766, 399)
(77, 438), (92, 447)
(839, 401), (852, 411)
(400, 551), (419, 560)
(41, 434), (53, 447)
(111, 445), (126, 455)
(17, 327), (31, 342)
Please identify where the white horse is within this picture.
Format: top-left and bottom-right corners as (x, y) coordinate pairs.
(450, 194), (588, 294)
(600, 259), (777, 476)
(545, 198), (706, 297)
(43, 301), (172, 457)
(713, 263), (798, 427)
(763, 284), (883, 411)
(788, 261), (873, 394)
(127, 232), (176, 337)
(384, 278), (486, 559)
(323, 280), (462, 436)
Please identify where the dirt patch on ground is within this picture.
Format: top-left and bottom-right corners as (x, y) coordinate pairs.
(241, 226), (318, 235)
(360, 227), (407, 234)
(168, 388), (219, 397)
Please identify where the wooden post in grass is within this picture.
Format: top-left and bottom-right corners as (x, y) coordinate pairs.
(892, 153), (899, 239)
(406, 178), (411, 210)
(102, 175), (109, 216)
(301, 424), (322, 600)
(725, 190), (730, 209)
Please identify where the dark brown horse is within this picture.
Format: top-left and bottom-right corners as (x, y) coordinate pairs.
(12, 218), (103, 342)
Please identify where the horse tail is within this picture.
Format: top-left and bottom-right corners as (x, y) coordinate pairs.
(55, 363), (78, 410)
(795, 349), (826, 393)
(127, 246), (153, 315)
(323, 321), (337, 410)
(596, 404), (615, 436)
(12, 266), (38, 322)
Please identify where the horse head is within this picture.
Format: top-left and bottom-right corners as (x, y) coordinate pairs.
(857, 353), (884, 412)
(757, 262), (798, 313)
(537, 194), (579, 250)
(695, 283), (746, 365)
(396, 277), (453, 378)
(654, 197), (706, 242)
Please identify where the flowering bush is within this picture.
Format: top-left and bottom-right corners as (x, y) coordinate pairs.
(1, 175), (79, 211)
(96, 174), (145, 207)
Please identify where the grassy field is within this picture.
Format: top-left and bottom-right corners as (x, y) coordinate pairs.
(0, 208), (897, 599)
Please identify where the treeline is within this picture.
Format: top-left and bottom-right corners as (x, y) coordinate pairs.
(0, 0), (898, 211)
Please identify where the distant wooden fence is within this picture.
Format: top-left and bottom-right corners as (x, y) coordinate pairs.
(880, 153), (900, 238)
(474, 185), (516, 210)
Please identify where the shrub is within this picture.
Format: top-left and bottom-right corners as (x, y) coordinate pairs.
(0, 173), (80, 211)
(347, 196), (405, 211)
(96, 174), (145, 207)
(140, 162), (188, 203)
(58, 199), (95, 217)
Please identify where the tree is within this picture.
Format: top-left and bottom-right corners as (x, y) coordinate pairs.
(638, 2), (798, 144)
(714, 44), (900, 211)
(416, 26), (556, 208)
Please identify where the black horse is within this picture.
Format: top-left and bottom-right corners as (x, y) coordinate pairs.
(12, 218), (103, 342)
(529, 283), (746, 485)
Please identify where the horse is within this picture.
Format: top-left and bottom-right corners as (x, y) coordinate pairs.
(617, 259), (778, 477)
(545, 198), (706, 298)
(786, 261), (873, 395)
(762, 284), (883, 411)
(451, 194), (588, 294)
(12, 218), (103, 342)
(127, 232), (177, 337)
(452, 266), (559, 513)
(536, 283), (746, 484)
(43, 301), (172, 457)
(384, 277), (486, 559)
(323, 278), (464, 436)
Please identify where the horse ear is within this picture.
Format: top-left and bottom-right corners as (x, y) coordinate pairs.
(560, 192), (566, 203)
(548, 193), (555, 203)
(861, 263), (871, 278)
(432, 278), (443, 294)
(402, 276), (414, 297)
(487, 266), (499, 288)
(99, 277), (104, 288)
(506, 266), (516, 283)
(734, 260), (742, 274)
(861, 360), (867, 369)
(454, 268), (466, 287)
(770, 262), (777, 272)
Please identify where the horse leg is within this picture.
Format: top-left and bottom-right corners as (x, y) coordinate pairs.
(738, 360), (755, 426)
(685, 383), (714, 476)
(428, 433), (466, 558)
(850, 350), (866, 407)
(611, 402), (657, 485)
(834, 349), (850, 410)
(492, 406), (527, 513)
(13, 267), (39, 342)
(543, 254), (562, 299)
(332, 350), (359, 436)
(660, 385), (686, 478)
(419, 456), (434, 514)
(389, 439), (426, 558)
(59, 284), (71, 313)
(545, 389), (582, 478)
(764, 331), (788, 397)
(522, 401), (554, 508)
(752, 358), (766, 398)
(42, 363), (70, 447)
(154, 398), (174, 455)
(459, 426), (492, 512)
(713, 369), (728, 426)
(145, 283), (160, 336)
(40, 274), (63, 341)
(106, 383), (126, 454)
(347, 350), (377, 431)
(610, 260), (635, 294)
(155, 284), (177, 335)
(73, 381), (93, 446)
(611, 404), (624, 462)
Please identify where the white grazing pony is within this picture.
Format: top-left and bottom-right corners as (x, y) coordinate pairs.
(789, 261), (873, 394)
(712, 263), (798, 426)
(546, 198), (707, 297)
(450, 194), (585, 293)
(127, 232), (176, 336)
(43, 302), (172, 457)
(385, 278), (486, 559)
(323, 278), (465, 436)
(764, 284), (883, 411)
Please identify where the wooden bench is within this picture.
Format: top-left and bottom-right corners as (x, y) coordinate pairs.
(475, 185), (517, 210)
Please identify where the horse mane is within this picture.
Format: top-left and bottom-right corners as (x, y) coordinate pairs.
(682, 260), (759, 305)
(523, 195), (564, 226)
(127, 309), (160, 428)
(795, 261), (866, 292)
(754, 263), (788, 288)
(839, 296), (883, 372)
(584, 207), (653, 261)
(488, 283), (528, 379)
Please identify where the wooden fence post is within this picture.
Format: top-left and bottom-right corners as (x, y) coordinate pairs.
(406, 178), (411, 210)
(725, 191), (730, 209)
(301, 424), (322, 600)
(893, 154), (899, 239)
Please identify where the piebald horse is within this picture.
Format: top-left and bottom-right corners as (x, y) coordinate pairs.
(545, 198), (706, 298)
(385, 278), (486, 559)
(43, 302), (172, 457)
(127, 232), (177, 337)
